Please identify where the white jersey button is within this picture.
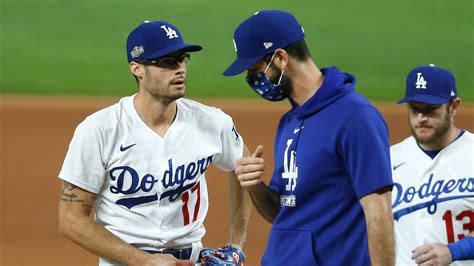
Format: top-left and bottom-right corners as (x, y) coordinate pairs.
(161, 225), (167, 231)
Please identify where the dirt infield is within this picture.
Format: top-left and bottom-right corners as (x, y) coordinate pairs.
(0, 95), (473, 265)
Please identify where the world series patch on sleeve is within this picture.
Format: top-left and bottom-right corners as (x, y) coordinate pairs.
(199, 245), (245, 265)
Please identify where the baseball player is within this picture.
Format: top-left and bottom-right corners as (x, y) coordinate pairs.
(223, 10), (395, 266)
(57, 20), (250, 265)
(391, 65), (474, 265)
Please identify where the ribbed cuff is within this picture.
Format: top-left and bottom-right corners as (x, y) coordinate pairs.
(447, 236), (474, 261)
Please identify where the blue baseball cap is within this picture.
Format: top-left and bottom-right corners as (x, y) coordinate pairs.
(126, 20), (202, 63)
(223, 10), (305, 76)
(398, 64), (457, 105)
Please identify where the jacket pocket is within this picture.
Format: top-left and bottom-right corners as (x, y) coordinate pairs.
(262, 229), (319, 265)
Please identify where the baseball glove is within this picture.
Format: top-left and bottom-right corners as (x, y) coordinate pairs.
(200, 244), (245, 265)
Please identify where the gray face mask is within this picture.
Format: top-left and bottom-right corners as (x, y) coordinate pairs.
(246, 52), (286, 101)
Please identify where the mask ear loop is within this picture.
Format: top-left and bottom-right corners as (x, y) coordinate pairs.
(264, 52), (277, 73)
(264, 51), (285, 86)
(276, 70), (285, 86)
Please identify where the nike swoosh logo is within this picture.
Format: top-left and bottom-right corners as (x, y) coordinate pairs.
(294, 126), (304, 134)
(393, 162), (406, 171)
(120, 143), (136, 152)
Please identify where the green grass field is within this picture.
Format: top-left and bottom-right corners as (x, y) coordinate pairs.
(1, 0), (473, 101)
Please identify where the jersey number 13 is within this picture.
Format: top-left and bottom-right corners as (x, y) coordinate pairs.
(442, 209), (474, 243)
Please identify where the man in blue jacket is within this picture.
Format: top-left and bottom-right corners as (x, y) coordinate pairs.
(224, 10), (395, 265)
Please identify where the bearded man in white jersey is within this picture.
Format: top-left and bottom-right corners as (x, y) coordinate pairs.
(57, 20), (251, 265)
(391, 64), (474, 266)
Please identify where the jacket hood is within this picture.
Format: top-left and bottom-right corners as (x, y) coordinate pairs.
(290, 66), (356, 119)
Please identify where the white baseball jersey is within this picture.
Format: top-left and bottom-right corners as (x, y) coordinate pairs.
(391, 131), (474, 266)
(59, 95), (244, 264)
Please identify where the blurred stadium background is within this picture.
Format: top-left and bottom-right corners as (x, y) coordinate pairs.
(1, 0), (473, 101)
(0, 1), (473, 265)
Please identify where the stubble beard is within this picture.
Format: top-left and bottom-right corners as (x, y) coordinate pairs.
(144, 70), (185, 103)
(410, 111), (451, 146)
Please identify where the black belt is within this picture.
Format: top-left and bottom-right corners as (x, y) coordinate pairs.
(145, 247), (193, 260)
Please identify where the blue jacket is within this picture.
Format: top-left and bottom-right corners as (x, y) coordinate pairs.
(262, 67), (393, 266)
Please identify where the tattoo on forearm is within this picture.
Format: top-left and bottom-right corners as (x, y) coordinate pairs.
(60, 181), (79, 200)
(59, 181), (94, 209)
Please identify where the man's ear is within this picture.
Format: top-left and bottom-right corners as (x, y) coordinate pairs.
(273, 48), (289, 70)
(129, 62), (144, 79)
(450, 97), (461, 117)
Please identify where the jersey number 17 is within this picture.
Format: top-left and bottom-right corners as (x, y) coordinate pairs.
(181, 181), (201, 226)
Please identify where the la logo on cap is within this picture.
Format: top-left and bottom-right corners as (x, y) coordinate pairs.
(161, 25), (178, 39)
(415, 72), (427, 89)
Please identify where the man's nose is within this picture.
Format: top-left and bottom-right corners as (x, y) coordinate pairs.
(417, 112), (429, 122)
(175, 62), (186, 73)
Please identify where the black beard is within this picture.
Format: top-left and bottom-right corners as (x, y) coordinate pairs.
(269, 65), (293, 98)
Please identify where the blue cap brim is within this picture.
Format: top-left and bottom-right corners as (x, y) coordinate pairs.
(397, 94), (450, 105)
(223, 56), (264, 76)
(144, 43), (202, 60)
